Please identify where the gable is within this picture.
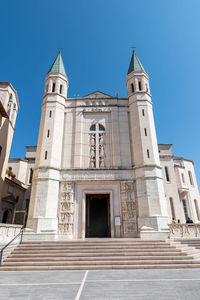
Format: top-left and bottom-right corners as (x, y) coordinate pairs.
(83, 91), (113, 99)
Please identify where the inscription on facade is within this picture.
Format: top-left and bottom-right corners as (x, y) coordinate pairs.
(120, 182), (137, 237)
(58, 182), (75, 236)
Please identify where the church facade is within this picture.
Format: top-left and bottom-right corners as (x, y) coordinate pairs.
(24, 51), (200, 240)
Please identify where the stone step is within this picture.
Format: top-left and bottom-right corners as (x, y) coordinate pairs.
(21, 240), (169, 247)
(22, 239), (169, 243)
(3, 239), (200, 271)
(12, 248), (182, 255)
(16, 245), (176, 251)
(3, 259), (199, 266)
(12, 248), (181, 255)
(9, 251), (185, 258)
(5, 255), (193, 262)
(2, 264), (200, 271)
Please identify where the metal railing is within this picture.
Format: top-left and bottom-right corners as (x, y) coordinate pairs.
(0, 228), (24, 266)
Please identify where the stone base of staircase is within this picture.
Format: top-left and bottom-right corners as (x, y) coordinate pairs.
(1, 239), (200, 271)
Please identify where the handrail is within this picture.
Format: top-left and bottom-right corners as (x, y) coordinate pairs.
(0, 228), (24, 266)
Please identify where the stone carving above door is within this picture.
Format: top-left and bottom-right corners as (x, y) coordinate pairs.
(58, 182), (75, 236)
(120, 181), (137, 237)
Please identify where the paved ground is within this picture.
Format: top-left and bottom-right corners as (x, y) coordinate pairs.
(0, 269), (200, 299)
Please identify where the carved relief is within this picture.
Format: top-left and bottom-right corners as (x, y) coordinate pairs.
(58, 182), (75, 235)
(120, 182), (137, 237)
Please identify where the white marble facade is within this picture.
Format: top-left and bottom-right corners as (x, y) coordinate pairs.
(25, 52), (200, 240)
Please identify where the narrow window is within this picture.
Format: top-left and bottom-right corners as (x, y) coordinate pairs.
(182, 199), (189, 220)
(144, 128), (147, 136)
(89, 123), (105, 168)
(194, 199), (200, 221)
(60, 84), (63, 94)
(138, 81), (142, 91)
(169, 197), (175, 219)
(131, 83), (134, 93)
(181, 173), (185, 184)
(16, 196), (19, 203)
(142, 109), (145, 116)
(188, 171), (194, 185)
(46, 84), (49, 93)
(26, 199), (30, 211)
(47, 130), (50, 138)
(29, 168), (33, 184)
(45, 151), (48, 160)
(52, 83), (55, 92)
(147, 149), (150, 158)
(0, 145), (2, 157)
(49, 111), (52, 118)
(165, 166), (170, 182)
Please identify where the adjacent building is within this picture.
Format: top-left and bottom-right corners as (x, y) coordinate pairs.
(0, 83), (19, 222)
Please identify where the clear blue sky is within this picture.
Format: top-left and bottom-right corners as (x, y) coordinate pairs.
(1, 0), (200, 186)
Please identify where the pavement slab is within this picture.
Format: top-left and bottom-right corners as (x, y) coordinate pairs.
(0, 269), (200, 299)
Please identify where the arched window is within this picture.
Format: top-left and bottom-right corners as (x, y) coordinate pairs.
(2, 209), (12, 224)
(7, 94), (13, 116)
(90, 124), (96, 131)
(194, 199), (200, 221)
(182, 199), (189, 220)
(89, 123), (105, 168)
(181, 173), (185, 184)
(29, 168), (33, 184)
(188, 171), (194, 186)
(169, 197), (175, 219)
(164, 166), (170, 182)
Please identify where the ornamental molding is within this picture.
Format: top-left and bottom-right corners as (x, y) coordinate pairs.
(83, 107), (111, 113)
(62, 170), (134, 181)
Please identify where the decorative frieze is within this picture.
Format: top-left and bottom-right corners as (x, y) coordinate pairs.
(83, 108), (111, 113)
(62, 170), (134, 181)
(58, 182), (75, 236)
(120, 182), (137, 237)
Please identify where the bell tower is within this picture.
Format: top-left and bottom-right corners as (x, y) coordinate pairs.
(27, 51), (68, 235)
(126, 51), (169, 238)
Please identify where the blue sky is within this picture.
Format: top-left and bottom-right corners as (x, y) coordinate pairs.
(1, 0), (200, 186)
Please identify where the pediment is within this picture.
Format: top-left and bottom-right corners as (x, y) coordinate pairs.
(83, 91), (113, 99)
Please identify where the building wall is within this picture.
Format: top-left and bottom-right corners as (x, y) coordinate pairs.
(0, 177), (26, 224)
(62, 95), (132, 169)
(0, 83), (19, 206)
(159, 144), (200, 223)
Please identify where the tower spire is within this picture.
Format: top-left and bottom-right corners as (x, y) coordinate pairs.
(127, 50), (145, 74)
(48, 51), (66, 76)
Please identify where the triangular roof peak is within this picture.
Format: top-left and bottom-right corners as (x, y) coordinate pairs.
(48, 51), (66, 76)
(127, 50), (145, 74)
(83, 91), (113, 98)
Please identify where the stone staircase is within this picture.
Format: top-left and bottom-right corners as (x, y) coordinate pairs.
(1, 239), (200, 271)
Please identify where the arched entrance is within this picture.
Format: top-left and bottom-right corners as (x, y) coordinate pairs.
(2, 209), (12, 224)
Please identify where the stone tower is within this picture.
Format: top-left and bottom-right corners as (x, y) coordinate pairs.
(126, 51), (169, 238)
(27, 52), (68, 234)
